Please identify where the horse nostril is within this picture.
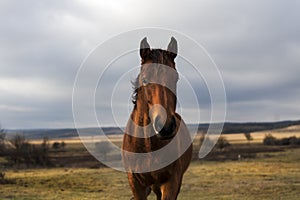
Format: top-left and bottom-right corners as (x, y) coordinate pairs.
(154, 116), (164, 134)
(169, 116), (176, 132)
(171, 116), (176, 126)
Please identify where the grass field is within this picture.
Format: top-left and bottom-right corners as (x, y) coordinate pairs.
(1, 147), (299, 200)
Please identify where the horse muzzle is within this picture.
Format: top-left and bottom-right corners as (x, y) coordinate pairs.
(153, 115), (177, 140)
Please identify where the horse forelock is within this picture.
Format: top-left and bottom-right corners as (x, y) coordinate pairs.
(141, 49), (175, 67)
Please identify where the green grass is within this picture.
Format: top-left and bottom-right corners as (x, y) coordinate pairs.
(1, 148), (300, 200)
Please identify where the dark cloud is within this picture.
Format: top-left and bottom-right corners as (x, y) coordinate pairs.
(0, 0), (299, 128)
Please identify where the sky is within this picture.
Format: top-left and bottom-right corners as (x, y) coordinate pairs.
(0, 0), (300, 129)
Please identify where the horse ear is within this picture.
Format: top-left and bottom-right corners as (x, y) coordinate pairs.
(167, 37), (177, 59)
(140, 37), (150, 60)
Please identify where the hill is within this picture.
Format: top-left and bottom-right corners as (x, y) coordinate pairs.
(197, 120), (300, 134)
(5, 120), (300, 140)
(5, 127), (123, 140)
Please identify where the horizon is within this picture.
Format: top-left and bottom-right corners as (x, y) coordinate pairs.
(5, 119), (300, 130)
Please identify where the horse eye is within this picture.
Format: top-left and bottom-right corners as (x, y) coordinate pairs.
(142, 78), (148, 86)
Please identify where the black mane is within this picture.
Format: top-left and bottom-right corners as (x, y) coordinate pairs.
(131, 74), (140, 105)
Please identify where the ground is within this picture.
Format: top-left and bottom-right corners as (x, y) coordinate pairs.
(0, 147), (299, 200)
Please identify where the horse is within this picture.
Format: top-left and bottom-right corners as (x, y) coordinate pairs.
(122, 37), (193, 200)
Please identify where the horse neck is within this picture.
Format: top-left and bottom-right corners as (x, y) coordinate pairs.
(126, 100), (152, 151)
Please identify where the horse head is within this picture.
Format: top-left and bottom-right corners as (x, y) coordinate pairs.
(134, 37), (179, 139)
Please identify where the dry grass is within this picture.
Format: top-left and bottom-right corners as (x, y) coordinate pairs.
(1, 127), (300, 199)
(216, 125), (300, 144)
(1, 148), (299, 200)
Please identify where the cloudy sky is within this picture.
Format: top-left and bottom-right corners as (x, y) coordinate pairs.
(0, 0), (300, 129)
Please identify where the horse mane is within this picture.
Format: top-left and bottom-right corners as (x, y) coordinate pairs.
(131, 74), (140, 105)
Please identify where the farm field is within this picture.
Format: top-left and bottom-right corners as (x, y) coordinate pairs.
(0, 147), (300, 199)
(221, 125), (300, 144)
(30, 125), (300, 144)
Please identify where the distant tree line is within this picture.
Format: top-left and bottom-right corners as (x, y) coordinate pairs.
(0, 127), (56, 168)
(263, 134), (300, 146)
(197, 120), (300, 134)
(7, 134), (51, 167)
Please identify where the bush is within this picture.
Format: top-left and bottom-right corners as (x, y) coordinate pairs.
(7, 134), (51, 167)
(279, 137), (290, 145)
(0, 128), (5, 156)
(263, 134), (300, 146)
(216, 136), (230, 150)
(52, 141), (66, 150)
(289, 136), (300, 145)
(0, 171), (6, 184)
(61, 141), (66, 149)
(52, 142), (60, 149)
(263, 134), (277, 145)
(0, 171), (15, 184)
(9, 134), (27, 165)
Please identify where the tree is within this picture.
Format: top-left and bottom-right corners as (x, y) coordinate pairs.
(0, 126), (4, 140)
(216, 136), (230, 151)
(60, 141), (66, 150)
(52, 141), (66, 151)
(244, 132), (253, 144)
(0, 126), (5, 155)
(0, 126), (7, 184)
(40, 137), (50, 166)
(263, 134), (277, 145)
(52, 142), (61, 150)
(9, 133), (28, 165)
(8, 134), (51, 167)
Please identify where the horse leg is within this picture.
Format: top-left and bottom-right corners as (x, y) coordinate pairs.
(151, 184), (162, 200)
(129, 184), (149, 200)
(160, 176), (183, 200)
(127, 173), (149, 200)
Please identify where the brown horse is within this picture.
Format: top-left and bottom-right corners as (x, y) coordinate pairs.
(122, 37), (193, 200)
